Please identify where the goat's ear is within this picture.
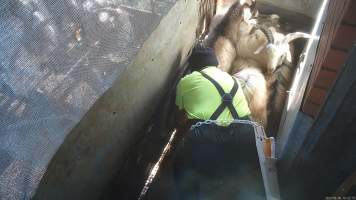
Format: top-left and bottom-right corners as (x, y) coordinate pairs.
(284, 32), (312, 43)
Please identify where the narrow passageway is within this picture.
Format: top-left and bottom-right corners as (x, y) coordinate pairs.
(109, 1), (315, 199)
(5, 0), (353, 199)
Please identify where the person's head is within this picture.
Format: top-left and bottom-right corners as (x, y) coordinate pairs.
(188, 45), (219, 71)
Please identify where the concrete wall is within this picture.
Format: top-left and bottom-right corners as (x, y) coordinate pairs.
(33, 0), (213, 199)
(0, 0), (169, 199)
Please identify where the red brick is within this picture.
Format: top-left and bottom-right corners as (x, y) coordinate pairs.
(307, 87), (328, 105)
(323, 48), (348, 71)
(343, 0), (356, 26)
(302, 101), (321, 118)
(315, 69), (338, 89)
(333, 25), (356, 50)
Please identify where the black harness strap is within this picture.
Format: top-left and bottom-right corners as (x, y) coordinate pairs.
(199, 71), (240, 120)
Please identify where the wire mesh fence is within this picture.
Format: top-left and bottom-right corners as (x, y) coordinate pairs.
(0, 0), (176, 199)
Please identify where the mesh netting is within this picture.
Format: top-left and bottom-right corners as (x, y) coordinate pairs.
(0, 0), (175, 199)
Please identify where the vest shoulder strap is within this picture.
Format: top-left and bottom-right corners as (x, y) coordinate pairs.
(199, 71), (240, 120)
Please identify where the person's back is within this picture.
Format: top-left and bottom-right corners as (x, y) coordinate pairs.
(173, 45), (265, 200)
(176, 66), (250, 123)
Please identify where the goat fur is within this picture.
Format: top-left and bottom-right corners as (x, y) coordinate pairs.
(207, 0), (310, 74)
(233, 26), (310, 74)
(233, 62), (268, 127)
(204, 1), (257, 73)
(206, 1), (310, 132)
(266, 61), (293, 133)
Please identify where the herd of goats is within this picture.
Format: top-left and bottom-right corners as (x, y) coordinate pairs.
(200, 0), (312, 135)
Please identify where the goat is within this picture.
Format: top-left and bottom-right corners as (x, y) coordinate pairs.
(236, 23), (311, 135)
(207, 0), (311, 75)
(208, 0), (257, 33)
(233, 61), (268, 128)
(232, 25), (311, 74)
(230, 48), (293, 132)
(204, 0), (257, 73)
(207, 2), (311, 133)
(230, 27), (299, 132)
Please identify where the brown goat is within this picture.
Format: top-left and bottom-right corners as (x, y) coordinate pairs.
(233, 60), (268, 128)
(204, 0), (257, 73)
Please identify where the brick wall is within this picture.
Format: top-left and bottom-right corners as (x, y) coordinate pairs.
(302, 0), (355, 118)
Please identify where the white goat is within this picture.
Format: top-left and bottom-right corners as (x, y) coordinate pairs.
(232, 25), (311, 74)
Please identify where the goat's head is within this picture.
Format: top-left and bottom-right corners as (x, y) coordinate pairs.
(240, 0), (256, 6)
(254, 30), (312, 71)
(241, 0), (257, 22)
(228, 0), (257, 22)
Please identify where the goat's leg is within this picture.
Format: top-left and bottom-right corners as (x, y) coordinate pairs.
(248, 84), (268, 128)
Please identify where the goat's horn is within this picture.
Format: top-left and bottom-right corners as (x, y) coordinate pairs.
(284, 32), (312, 43)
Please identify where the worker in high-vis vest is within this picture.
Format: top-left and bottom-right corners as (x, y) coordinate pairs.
(173, 46), (264, 200)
